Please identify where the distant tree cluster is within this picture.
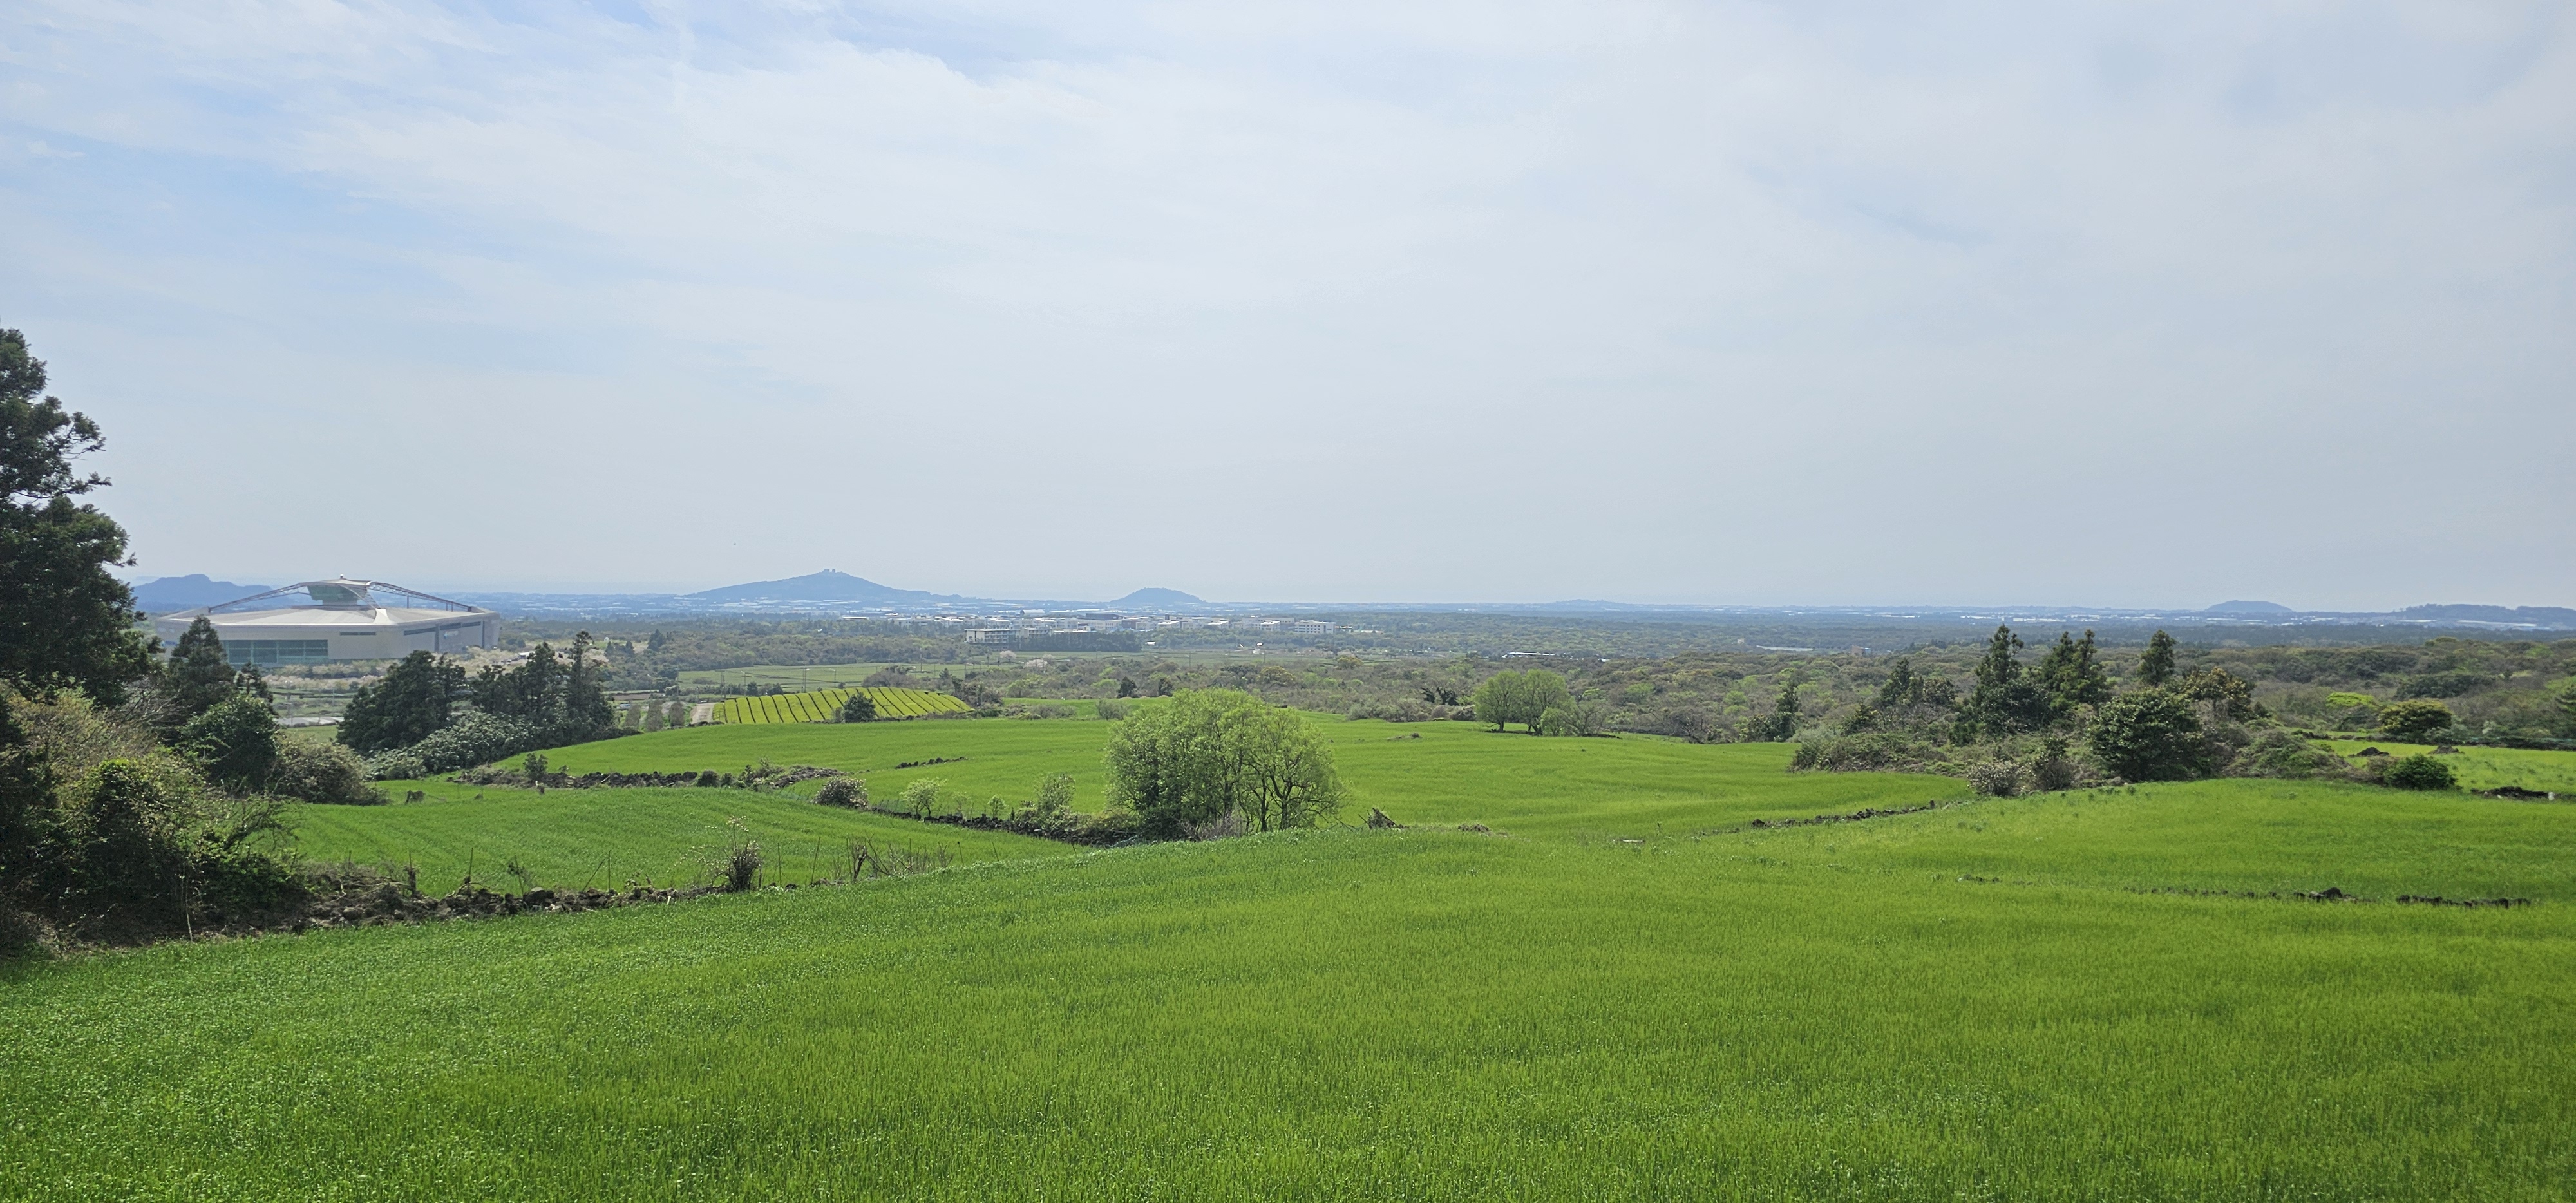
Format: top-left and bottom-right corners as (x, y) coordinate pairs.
(337, 636), (621, 775)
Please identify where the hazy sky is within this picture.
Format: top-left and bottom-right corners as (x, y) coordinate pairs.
(5, 1), (2571, 607)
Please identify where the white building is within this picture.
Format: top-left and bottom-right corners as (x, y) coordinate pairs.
(152, 579), (500, 666)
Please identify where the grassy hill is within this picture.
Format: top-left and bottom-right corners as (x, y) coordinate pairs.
(5, 717), (2571, 1199)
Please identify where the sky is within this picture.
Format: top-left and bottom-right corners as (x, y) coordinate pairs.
(4, 1), (2571, 609)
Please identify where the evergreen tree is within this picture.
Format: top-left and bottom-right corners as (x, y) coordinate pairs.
(0, 328), (156, 704)
(1963, 624), (2052, 737)
(562, 631), (616, 737)
(473, 643), (568, 730)
(161, 616), (240, 723)
(1766, 676), (1803, 739)
(2036, 629), (2113, 718)
(2138, 629), (2178, 688)
(337, 651), (464, 754)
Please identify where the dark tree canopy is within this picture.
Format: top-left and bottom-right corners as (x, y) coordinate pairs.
(837, 690), (878, 723)
(465, 634), (616, 748)
(2036, 630), (2114, 717)
(2376, 699), (2456, 743)
(2088, 689), (2210, 782)
(162, 617), (243, 724)
(1962, 625), (2052, 738)
(0, 330), (156, 703)
(338, 651), (465, 754)
(2137, 630), (2179, 688)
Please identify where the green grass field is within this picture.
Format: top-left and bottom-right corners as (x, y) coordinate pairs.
(5, 715), (2572, 1199)
(2320, 739), (2576, 794)
(290, 785), (1068, 895)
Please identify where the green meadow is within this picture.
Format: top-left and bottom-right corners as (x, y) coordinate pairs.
(289, 785), (1066, 896)
(2318, 738), (2576, 794)
(5, 715), (2572, 1199)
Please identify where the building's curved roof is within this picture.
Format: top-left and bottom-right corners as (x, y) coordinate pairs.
(171, 578), (491, 619)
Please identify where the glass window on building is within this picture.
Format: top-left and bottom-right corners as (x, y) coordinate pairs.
(227, 639), (332, 665)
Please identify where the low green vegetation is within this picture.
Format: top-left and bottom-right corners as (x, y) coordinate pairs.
(290, 785), (1068, 896)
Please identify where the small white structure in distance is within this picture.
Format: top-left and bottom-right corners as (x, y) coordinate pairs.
(152, 578), (500, 666)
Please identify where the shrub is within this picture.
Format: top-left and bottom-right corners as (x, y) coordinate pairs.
(2381, 753), (2457, 791)
(180, 696), (279, 791)
(2030, 736), (2080, 793)
(814, 777), (866, 808)
(2226, 729), (2354, 781)
(1034, 773), (1075, 819)
(897, 779), (944, 819)
(1184, 810), (1247, 841)
(361, 750), (427, 781)
(2089, 690), (2210, 782)
(1094, 699), (1130, 721)
(406, 712), (538, 773)
(837, 691), (877, 723)
(722, 841), (761, 891)
(1968, 759), (2029, 797)
(2398, 672), (2487, 701)
(1788, 732), (1944, 773)
(2377, 699), (2456, 743)
(267, 741), (379, 805)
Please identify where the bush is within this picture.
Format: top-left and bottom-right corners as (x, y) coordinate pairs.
(2225, 729), (2354, 781)
(814, 777), (866, 808)
(361, 750), (427, 781)
(1789, 732), (1944, 773)
(719, 819), (762, 891)
(2380, 753), (2457, 791)
(180, 696), (279, 791)
(1968, 759), (2029, 797)
(2030, 736), (2081, 792)
(896, 779), (944, 819)
(2089, 690), (2211, 782)
(267, 741), (379, 805)
(1034, 773), (1075, 819)
(837, 691), (877, 723)
(406, 712), (538, 773)
(1094, 699), (1130, 721)
(2376, 699), (2456, 743)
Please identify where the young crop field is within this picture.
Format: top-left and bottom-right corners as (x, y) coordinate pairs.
(710, 686), (970, 725)
(6, 715), (2571, 1199)
(290, 784), (1068, 896)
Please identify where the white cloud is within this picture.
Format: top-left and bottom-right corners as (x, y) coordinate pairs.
(2, 0), (2570, 604)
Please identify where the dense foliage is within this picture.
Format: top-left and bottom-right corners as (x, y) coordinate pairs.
(1104, 690), (1348, 837)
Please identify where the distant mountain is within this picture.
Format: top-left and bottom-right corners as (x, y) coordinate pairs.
(2391, 603), (2576, 629)
(133, 575), (270, 613)
(2202, 600), (2295, 614)
(684, 569), (958, 606)
(1112, 587), (1205, 609)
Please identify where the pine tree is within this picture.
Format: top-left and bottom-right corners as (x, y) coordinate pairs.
(2138, 629), (2178, 688)
(0, 328), (156, 705)
(2037, 629), (2112, 717)
(162, 616), (240, 723)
